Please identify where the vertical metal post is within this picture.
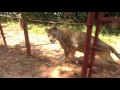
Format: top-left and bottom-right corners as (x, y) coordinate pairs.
(81, 12), (96, 78)
(0, 23), (7, 46)
(88, 12), (104, 78)
(21, 12), (31, 56)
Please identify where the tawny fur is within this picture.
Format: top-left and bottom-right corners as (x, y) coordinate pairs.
(45, 27), (120, 60)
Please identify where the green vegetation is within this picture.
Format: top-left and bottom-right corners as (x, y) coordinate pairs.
(1, 12), (120, 35)
(1, 12), (120, 22)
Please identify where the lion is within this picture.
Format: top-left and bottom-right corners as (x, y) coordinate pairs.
(45, 26), (120, 60)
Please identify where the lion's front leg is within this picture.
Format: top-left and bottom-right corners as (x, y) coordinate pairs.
(60, 49), (76, 63)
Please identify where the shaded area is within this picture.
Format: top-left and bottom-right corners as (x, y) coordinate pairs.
(0, 45), (81, 78)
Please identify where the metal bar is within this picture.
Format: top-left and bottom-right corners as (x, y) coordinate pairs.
(0, 23), (7, 46)
(88, 12), (103, 78)
(81, 12), (96, 78)
(98, 16), (120, 22)
(88, 24), (101, 77)
(21, 12), (31, 56)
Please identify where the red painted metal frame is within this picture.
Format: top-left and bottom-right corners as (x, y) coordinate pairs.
(88, 13), (104, 78)
(98, 16), (120, 22)
(81, 12), (96, 78)
(82, 12), (120, 78)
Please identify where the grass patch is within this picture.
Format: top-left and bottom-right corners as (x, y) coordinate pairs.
(27, 23), (50, 34)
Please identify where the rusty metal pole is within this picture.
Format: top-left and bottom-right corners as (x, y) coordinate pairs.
(88, 12), (104, 78)
(21, 12), (31, 56)
(88, 13), (103, 78)
(81, 12), (96, 78)
(0, 23), (7, 46)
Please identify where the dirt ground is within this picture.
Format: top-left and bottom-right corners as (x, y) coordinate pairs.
(0, 27), (120, 78)
(1, 44), (120, 78)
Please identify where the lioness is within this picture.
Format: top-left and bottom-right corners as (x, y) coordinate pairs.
(45, 26), (120, 61)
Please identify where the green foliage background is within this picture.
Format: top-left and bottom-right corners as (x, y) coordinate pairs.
(0, 12), (120, 35)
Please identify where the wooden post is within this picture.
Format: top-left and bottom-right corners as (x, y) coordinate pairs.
(21, 12), (31, 56)
(0, 22), (7, 46)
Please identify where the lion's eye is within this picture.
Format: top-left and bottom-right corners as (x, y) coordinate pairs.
(48, 35), (49, 37)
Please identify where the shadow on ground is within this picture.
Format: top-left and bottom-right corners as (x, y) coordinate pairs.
(0, 41), (120, 78)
